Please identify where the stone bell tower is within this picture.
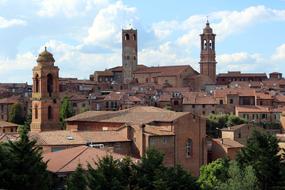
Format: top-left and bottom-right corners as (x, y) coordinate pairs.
(199, 20), (217, 82)
(31, 47), (60, 132)
(122, 28), (138, 84)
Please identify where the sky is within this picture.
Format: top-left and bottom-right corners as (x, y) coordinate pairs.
(0, 0), (285, 83)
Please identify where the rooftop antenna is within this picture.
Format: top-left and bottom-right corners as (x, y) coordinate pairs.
(206, 16), (209, 24)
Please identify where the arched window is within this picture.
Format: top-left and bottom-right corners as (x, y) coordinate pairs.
(35, 74), (39, 93)
(35, 105), (38, 119)
(209, 40), (212, 50)
(134, 56), (136, 61)
(125, 34), (130, 40)
(47, 74), (53, 97)
(203, 40), (207, 50)
(48, 106), (52, 120)
(186, 138), (193, 158)
(133, 34), (136, 40)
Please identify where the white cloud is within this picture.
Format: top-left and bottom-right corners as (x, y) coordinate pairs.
(43, 40), (121, 78)
(0, 52), (35, 82)
(139, 42), (198, 70)
(36, 0), (109, 17)
(152, 5), (285, 47)
(0, 16), (26, 28)
(272, 44), (285, 61)
(83, 1), (137, 47)
(151, 20), (179, 39)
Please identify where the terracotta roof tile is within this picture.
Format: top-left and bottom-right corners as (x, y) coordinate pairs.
(66, 106), (188, 124)
(212, 138), (244, 148)
(43, 146), (138, 173)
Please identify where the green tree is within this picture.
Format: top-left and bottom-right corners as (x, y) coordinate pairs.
(198, 158), (229, 190)
(218, 161), (257, 190)
(154, 165), (199, 190)
(60, 96), (74, 129)
(136, 148), (166, 190)
(207, 114), (246, 137)
(237, 130), (281, 190)
(8, 103), (25, 125)
(0, 125), (52, 190)
(67, 164), (87, 190)
(87, 155), (125, 190)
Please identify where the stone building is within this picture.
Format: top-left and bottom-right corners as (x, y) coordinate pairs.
(122, 28), (138, 84)
(199, 20), (217, 82)
(31, 48), (60, 132)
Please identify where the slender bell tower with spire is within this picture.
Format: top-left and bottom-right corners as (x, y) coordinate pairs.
(199, 20), (217, 82)
(31, 47), (60, 132)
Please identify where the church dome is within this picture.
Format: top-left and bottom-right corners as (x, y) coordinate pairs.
(203, 21), (213, 34)
(37, 47), (55, 63)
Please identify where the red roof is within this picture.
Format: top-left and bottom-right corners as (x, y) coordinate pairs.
(43, 146), (138, 174)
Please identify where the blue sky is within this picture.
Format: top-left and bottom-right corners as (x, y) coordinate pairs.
(0, 0), (285, 83)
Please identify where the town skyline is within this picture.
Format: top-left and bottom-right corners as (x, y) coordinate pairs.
(0, 0), (285, 83)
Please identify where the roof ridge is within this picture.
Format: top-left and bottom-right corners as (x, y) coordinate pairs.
(56, 146), (88, 173)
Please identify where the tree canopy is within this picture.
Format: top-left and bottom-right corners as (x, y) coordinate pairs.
(237, 130), (281, 190)
(60, 96), (75, 129)
(207, 114), (247, 137)
(0, 125), (52, 190)
(8, 103), (25, 125)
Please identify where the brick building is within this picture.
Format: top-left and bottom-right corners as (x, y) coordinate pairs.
(216, 71), (268, 85)
(31, 47), (60, 132)
(65, 106), (207, 176)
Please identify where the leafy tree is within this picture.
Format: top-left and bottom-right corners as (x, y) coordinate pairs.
(198, 158), (230, 190)
(60, 96), (74, 129)
(67, 164), (87, 190)
(0, 125), (52, 190)
(237, 130), (281, 190)
(207, 114), (246, 137)
(135, 148), (166, 190)
(154, 165), (199, 190)
(218, 161), (257, 190)
(87, 155), (125, 190)
(8, 103), (25, 125)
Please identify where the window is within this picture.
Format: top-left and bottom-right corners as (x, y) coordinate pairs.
(133, 34), (136, 40)
(209, 40), (212, 49)
(219, 100), (223, 104)
(73, 103), (77, 107)
(134, 56), (136, 60)
(202, 104), (205, 108)
(192, 105), (195, 108)
(174, 100), (179, 105)
(35, 105), (38, 119)
(125, 33), (130, 40)
(162, 137), (168, 144)
(186, 139), (193, 158)
(48, 106), (52, 120)
(105, 102), (109, 109)
(212, 111), (215, 114)
(47, 74), (53, 97)
(229, 99), (233, 104)
(35, 74), (39, 93)
(203, 40), (207, 50)
(202, 111), (205, 115)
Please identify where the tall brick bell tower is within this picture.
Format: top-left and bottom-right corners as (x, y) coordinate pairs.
(31, 47), (60, 132)
(122, 28), (138, 84)
(199, 20), (217, 82)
